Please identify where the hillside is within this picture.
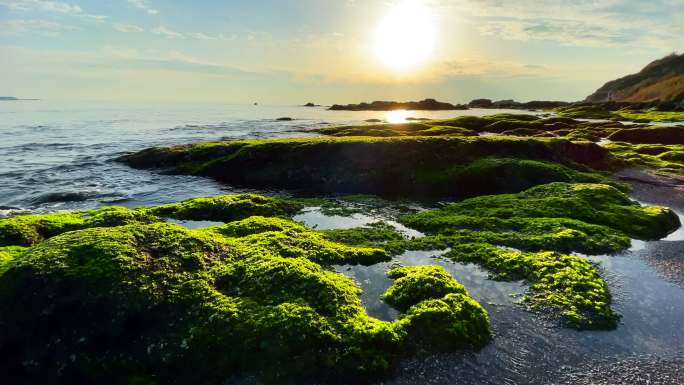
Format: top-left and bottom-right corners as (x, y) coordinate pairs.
(586, 53), (684, 104)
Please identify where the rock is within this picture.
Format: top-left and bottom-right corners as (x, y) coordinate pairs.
(329, 99), (467, 111)
(276, 117), (293, 121)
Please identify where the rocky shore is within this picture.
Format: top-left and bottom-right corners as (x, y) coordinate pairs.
(1, 110), (683, 384)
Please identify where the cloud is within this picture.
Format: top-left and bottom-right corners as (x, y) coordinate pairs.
(151, 26), (236, 41)
(0, 18), (78, 36)
(127, 0), (158, 15)
(113, 23), (144, 33)
(440, 0), (682, 48)
(151, 25), (184, 39)
(0, 0), (107, 22)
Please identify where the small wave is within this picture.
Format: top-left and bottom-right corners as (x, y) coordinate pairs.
(30, 191), (102, 204)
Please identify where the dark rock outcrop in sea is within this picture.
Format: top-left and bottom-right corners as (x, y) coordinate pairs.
(329, 98), (467, 111)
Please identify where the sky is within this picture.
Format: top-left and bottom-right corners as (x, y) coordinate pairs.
(1, 0), (683, 104)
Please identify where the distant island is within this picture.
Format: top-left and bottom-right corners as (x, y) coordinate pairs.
(0, 96), (39, 101)
(466, 99), (569, 109)
(329, 98), (467, 111)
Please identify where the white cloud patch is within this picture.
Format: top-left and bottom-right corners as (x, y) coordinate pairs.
(151, 25), (184, 39)
(127, 0), (158, 15)
(0, 18), (78, 36)
(151, 26), (236, 41)
(0, 0), (106, 22)
(113, 23), (144, 33)
(440, 0), (682, 48)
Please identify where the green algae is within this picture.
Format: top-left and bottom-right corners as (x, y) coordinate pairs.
(602, 142), (684, 175)
(120, 136), (614, 198)
(147, 193), (303, 222)
(0, 206), (159, 247)
(0, 204), (491, 383)
(444, 243), (617, 329)
(382, 265), (467, 311)
(614, 110), (684, 123)
(607, 126), (684, 145)
(210, 216), (390, 265)
(556, 105), (684, 123)
(0, 246), (25, 275)
(402, 183), (679, 250)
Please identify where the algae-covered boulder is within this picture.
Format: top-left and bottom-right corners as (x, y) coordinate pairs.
(148, 193), (303, 222)
(403, 182), (680, 251)
(608, 126), (684, 144)
(445, 243), (617, 329)
(0, 206), (158, 247)
(382, 265), (467, 311)
(383, 265), (491, 350)
(0, 206), (491, 384)
(119, 136), (613, 198)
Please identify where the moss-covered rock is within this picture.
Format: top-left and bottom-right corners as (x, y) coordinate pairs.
(603, 142), (684, 174)
(382, 265), (467, 311)
(0, 206), (159, 247)
(607, 126), (684, 145)
(119, 136), (613, 198)
(402, 183), (680, 253)
(0, 246), (25, 275)
(445, 243), (617, 329)
(147, 193), (303, 222)
(0, 209), (491, 383)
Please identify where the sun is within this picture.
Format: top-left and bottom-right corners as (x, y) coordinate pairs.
(373, 1), (435, 71)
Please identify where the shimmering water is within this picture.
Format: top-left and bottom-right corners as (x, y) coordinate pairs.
(0, 100), (537, 213)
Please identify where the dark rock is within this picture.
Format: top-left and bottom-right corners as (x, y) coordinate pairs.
(329, 99), (467, 111)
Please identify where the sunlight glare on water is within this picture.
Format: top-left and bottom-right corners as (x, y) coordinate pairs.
(385, 109), (410, 123)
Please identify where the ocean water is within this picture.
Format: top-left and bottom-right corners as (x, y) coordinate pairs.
(0, 100), (536, 213)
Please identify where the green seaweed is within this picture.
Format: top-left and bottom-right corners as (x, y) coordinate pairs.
(382, 265), (467, 311)
(444, 243), (617, 329)
(402, 183), (680, 252)
(0, 246), (26, 275)
(0, 208), (491, 383)
(148, 193), (303, 222)
(0, 206), (159, 247)
(602, 142), (684, 175)
(120, 136), (614, 198)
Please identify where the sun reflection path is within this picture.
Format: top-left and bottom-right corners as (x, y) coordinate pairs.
(385, 110), (411, 123)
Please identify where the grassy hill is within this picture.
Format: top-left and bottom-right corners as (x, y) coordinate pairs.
(586, 53), (684, 104)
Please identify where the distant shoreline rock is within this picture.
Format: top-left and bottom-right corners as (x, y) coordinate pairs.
(468, 98), (570, 109)
(329, 98), (468, 111)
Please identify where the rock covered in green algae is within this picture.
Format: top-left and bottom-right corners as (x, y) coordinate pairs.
(294, 182), (680, 330)
(0, 200), (491, 384)
(312, 113), (632, 141)
(381, 265), (491, 350)
(604, 142), (684, 174)
(402, 182), (680, 254)
(147, 193), (304, 222)
(445, 243), (617, 329)
(0, 206), (158, 247)
(607, 126), (684, 145)
(118, 136), (613, 198)
(0, 246), (25, 274)
(382, 265), (467, 311)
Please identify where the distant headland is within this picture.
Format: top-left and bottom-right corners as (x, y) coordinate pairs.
(329, 98), (467, 111)
(0, 96), (39, 101)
